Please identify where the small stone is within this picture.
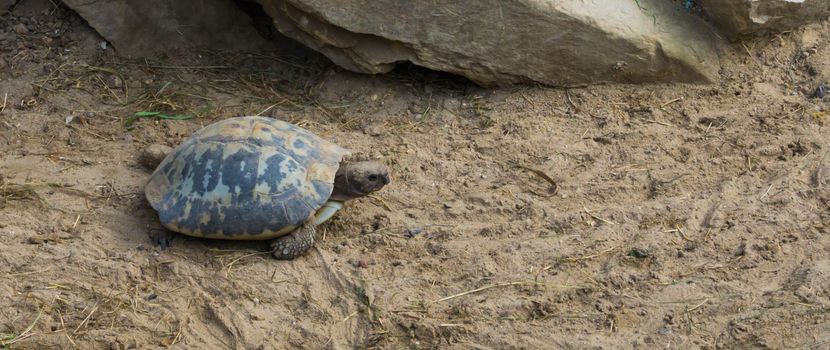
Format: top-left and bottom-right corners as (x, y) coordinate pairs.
(813, 83), (826, 98)
(443, 98), (461, 110)
(404, 227), (423, 238)
(13, 23), (29, 34)
(734, 241), (747, 256)
(362, 123), (385, 137)
(627, 248), (651, 259)
(350, 259), (370, 268)
(139, 144), (173, 170)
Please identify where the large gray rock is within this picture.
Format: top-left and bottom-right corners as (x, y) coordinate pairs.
(699, 0), (830, 39)
(257, 0), (722, 87)
(61, 0), (270, 58)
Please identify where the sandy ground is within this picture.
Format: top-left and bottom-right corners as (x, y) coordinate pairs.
(2, 2), (830, 350)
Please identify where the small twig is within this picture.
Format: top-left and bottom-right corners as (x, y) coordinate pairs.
(644, 119), (672, 127)
(73, 301), (100, 334)
(659, 97), (683, 108)
(760, 184), (773, 200)
(167, 323), (183, 347)
(439, 323), (464, 328)
(434, 281), (527, 303)
(47, 283), (71, 290)
(0, 92), (7, 115)
(341, 310), (359, 323)
(687, 298), (709, 312)
(256, 103), (281, 116)
(565, 90), (578, 111)
(516, 164), (559, 194)
(132, 63), (232, 70)
(7, 268), (52, 277)
(583, 206), (616, 225)
(71, 214), (81, 231)
(56, 310), (77, 347)
(566, 246), (618, 262)
(664, 227), (695, 242)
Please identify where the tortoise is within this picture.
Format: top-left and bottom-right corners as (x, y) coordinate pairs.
(140, 116), (390, 260)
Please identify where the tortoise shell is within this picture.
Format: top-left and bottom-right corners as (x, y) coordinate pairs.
(145, 116), (350, 240)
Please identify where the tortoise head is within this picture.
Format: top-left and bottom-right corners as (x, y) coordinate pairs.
(330, 161), (390, 201)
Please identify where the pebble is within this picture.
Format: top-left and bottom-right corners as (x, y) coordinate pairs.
(13, 23), (29, 34)
(362, 123), (385, 137)
(443, 97), (461, 110)
(139, 144), (173, 169)
(813, 83), (826, 98)
(404, 227), (423, 238)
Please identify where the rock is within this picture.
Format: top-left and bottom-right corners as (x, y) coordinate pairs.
(362, 123), (385, 137)
(12, 23), (29, 35)
(699, 0), (830, 39)
(61, 0), (271, 58)
(256, 0), (722, 87)
(139, 144), (173, 170)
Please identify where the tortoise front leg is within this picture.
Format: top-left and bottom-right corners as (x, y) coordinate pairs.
(269, 222), (316, 260)
(149, 228), (174, 250)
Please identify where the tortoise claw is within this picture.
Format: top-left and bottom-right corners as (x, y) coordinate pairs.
(149, 229), (174, 250)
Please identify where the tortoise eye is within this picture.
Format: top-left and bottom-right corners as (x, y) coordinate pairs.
(367, 175), (378, 182)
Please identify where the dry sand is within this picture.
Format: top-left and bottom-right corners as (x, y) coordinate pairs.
(2, 2), (830, 349)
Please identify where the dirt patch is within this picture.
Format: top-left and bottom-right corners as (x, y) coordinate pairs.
(2, 3), (830, 350)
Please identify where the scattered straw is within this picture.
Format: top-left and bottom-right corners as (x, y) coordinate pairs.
(565, 90), (578, 111)
(165, 323), (184, 348)
(73, 301), (100, 334)
(367, 194), (392, 211)
(1, 308), (44, 347)
(225, 252), (269, 278)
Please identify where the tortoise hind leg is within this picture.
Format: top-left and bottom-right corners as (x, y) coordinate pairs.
(270, 223), (316, 260)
